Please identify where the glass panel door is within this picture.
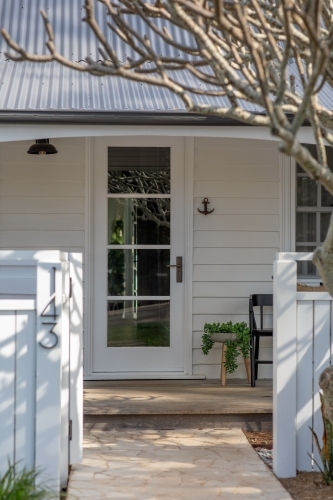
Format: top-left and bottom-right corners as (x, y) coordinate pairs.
(91, 138), (185, 375)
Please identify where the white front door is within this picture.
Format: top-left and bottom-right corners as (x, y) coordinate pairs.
(91, 137), (185, 375)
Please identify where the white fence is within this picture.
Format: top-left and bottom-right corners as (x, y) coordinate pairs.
(0, 251), (83, 492)
(273, 252), (333, 478)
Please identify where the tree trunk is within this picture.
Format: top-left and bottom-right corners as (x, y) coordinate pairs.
(319, 366), (333, 423)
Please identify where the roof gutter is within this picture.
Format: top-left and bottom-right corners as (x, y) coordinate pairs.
(0, 110), (257, 126)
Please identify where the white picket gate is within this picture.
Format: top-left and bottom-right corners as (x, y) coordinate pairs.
(0, 251), (83, 492)
(273, 252), (333, 478)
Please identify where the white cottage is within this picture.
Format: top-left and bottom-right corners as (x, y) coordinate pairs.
(0, 0), (327, 383)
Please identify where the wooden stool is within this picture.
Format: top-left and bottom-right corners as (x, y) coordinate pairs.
(219, 343), (251, 385)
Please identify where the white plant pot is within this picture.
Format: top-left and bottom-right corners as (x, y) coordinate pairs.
(210, 332), (237, 343)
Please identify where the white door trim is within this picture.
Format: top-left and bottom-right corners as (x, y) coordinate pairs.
(184, 137), (194, 375)
(85, 135), (201, 379)
(84, 137), (94, 377)
(84, 372), (205, 380)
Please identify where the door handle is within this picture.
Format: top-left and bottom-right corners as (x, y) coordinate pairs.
(167, 256), (183, 283)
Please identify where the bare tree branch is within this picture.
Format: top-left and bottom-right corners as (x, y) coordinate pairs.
(4, 0), (333, 293)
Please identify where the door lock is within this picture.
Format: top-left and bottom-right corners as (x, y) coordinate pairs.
(167, 256), (183, 283)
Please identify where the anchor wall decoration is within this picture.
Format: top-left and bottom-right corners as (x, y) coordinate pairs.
(197, 198), (214, 215)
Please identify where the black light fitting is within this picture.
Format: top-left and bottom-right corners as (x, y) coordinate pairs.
(27, 139), (58, 155)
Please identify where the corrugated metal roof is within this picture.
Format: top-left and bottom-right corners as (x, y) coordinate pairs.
(0, 1), (331, 114)
(0, 0), (264, 113)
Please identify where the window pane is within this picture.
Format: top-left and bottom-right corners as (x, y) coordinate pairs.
(108, 147), (170, 194)
(321, 187), (333, 207)
(108, 198), (170, 245)
(321, 213), (331, 242)
(296, 246), (317, 277)
(108, 249), (170, 296)
(296, 213), (316, 242)
(297, 177), (317, 206)
(107, 300), (170, 347)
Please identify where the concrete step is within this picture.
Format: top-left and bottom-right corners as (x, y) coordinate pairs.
(84, 412), (272, 431)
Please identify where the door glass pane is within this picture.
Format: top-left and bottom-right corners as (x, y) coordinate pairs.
(296, 213), (316, 242)
(107, 300), (170, 347)
(297, 177), (317, 206)
(108, 198), (170, 245)
(108, 249), (170, 296)
(108, 147), (170, 194)
(321, 213), (331, 242)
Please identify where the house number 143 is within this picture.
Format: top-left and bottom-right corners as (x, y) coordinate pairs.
(39, 266), (59, 350)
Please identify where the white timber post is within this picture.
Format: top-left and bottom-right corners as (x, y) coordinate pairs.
(60, 255), (70, 488)
(35, 261), (63, 492)
(69, 253), (83, 464)
(273, 255), (297, 477)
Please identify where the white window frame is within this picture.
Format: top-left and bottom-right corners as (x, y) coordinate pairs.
(279, 152), (296, 253)
(281, 146), (333, 283)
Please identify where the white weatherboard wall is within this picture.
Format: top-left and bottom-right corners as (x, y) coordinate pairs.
(192, 138), (279, 379)
(0, 138), (85, 250)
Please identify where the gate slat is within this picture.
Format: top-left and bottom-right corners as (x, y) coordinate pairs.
(0, 312), (16, 475)
(60, 260), (70, 489)
(69, 253), (83, 465)
(15, 311), (36, 471)
(296, 301), (314, 472)
(313, 301), (331, 471)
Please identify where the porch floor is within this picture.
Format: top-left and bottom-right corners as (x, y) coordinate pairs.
(84, 379), (272, 431)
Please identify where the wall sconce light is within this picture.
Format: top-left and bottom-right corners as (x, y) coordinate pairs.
(27, 139), (58, 155)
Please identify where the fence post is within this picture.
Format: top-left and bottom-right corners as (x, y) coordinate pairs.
(273, 256), (297, 477)
(35, 262), (62, 492)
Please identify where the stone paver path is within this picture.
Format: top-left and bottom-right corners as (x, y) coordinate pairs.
(67, 427), (291, 500)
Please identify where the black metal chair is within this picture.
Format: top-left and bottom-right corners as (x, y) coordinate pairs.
(249, 294), (273, 387)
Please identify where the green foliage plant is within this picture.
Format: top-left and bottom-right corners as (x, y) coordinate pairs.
(201, 321), (251, 374)
(0, 462), (56, 500)
(310, 393), (333, 484)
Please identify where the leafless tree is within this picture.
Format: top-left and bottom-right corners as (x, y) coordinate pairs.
(3, 0), (333, 292)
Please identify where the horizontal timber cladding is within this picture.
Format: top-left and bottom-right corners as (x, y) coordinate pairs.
(0, 138), (85, 251)
(193, 137), (278, 380)
(194, 214), (279, 232)
(193, 248), (278, 265)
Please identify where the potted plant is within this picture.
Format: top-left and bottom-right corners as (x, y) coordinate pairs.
(201, 321), (251, 383)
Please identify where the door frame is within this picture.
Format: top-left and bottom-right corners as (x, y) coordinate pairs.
(84, 136), (197, 379)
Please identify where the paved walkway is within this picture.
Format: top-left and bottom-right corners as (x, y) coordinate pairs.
(67, 427), (290, 500)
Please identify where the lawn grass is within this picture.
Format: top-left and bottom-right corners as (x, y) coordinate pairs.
(108, 322), (170, 346)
